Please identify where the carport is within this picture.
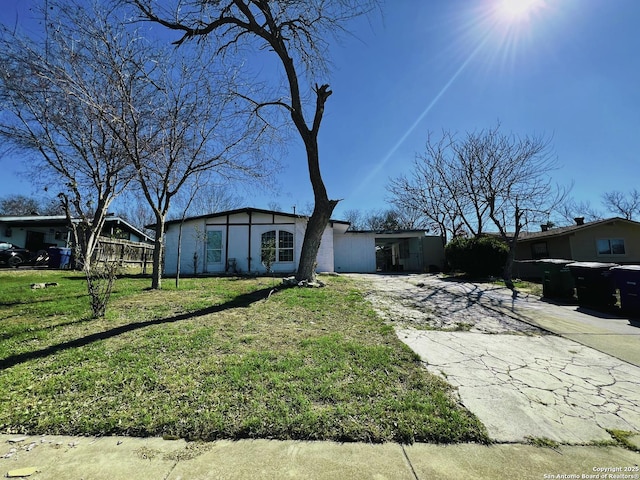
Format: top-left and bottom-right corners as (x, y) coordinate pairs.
(375, 233), (421, 272)
(334, 229), (445, 273)
(375, 231), (445, 273)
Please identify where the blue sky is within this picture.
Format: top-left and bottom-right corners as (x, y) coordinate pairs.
(1, 0), (639, 222)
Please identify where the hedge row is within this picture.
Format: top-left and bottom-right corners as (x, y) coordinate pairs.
(444, 236), (508, 277)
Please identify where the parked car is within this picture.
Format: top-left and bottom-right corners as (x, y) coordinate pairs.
(0, 242), (32, 268)
(0, 242), (49, 268)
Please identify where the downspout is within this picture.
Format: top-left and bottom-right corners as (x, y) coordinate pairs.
(202, 220), (207, 274)
(247, 210), (252, 273)
(225, 214), (230, 272)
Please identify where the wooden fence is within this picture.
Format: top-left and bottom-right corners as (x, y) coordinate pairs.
(94, 237), (155, 273)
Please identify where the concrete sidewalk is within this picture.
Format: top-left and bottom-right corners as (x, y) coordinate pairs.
(2, 434), (639, 480)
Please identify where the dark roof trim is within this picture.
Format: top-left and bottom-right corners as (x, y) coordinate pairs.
(103, 217), (154, 243)
(159, 207), (349, 228)
(0, 215), (153, 243)
(0, 215), (69, 227)
(518, 217), (640, 242)
(347, 229), (431, 234)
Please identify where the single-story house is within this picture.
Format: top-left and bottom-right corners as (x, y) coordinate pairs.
(0, 214), (153, 252)
(161, 207), (445, 276)
(513, 217), (640, 278)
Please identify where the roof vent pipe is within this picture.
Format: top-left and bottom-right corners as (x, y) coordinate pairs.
(574, 217), (585, 226)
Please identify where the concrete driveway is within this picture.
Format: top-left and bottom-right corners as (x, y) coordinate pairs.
(350, 273), (640, 444)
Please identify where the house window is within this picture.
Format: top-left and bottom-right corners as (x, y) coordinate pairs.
(531, 241), (549, 259)
(278, 231), (294, 262)
(261, 230), (294, 264)
(206, 231), (223, 263)
(597, 238), (626, 256)
(261, 231), (276, 264)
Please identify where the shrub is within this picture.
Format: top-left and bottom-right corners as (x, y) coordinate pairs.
(445, 235), (508, 277)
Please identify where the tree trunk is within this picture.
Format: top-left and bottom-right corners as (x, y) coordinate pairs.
(294, 110), (339, 282)
(502, 238), (517, 290)
(175, 221), (184, 289)
(297, 198), (338, 281)
(151, 216), (165, 289)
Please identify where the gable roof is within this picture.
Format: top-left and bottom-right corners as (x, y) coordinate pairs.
(102, 216), (154, 243)
(0, 215), (69, 226)
(518, 217), (640, 242)
(160, 207), (350, 228)
(0, 214), (153, 243)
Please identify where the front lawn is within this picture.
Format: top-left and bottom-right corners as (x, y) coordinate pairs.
(0, 270), (488, 444)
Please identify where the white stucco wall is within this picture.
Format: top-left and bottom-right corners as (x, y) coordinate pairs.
(333, 232), (376, 273)
(315, 225), (335, 272)
(0, 223), (68, 250)
(163, 210), (335, 275)
(163, 218), (207, 276)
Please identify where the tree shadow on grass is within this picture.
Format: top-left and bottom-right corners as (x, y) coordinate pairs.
(0, 293), (88, 308)
(0, 286), (279, 370)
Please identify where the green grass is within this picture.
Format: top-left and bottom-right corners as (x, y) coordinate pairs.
(607, 429), (640, 452)
(492, 278), (543, 297)
(0, 270), (489, 444)
(525, 436), (560, 449)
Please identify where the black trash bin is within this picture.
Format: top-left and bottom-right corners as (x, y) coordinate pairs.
(537, 259), (575, 298)
(610, 265), (640, 316)
(48, 247), (62, 269)
(566, 262), (618, 309)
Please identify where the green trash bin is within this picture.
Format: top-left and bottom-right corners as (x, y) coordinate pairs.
(537, 259), (575, 298)
(567, 262), (618, 309)
(610, 265), (640, 316)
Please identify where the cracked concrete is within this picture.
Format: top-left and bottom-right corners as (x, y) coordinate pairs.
(356, 273), (544, 334)
(350, 273), (640, 444)
(399, 330), (640, 443)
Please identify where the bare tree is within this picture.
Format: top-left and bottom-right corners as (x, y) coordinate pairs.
(475, 127), (566, 288)
(0, 2), (136, 276)
(112, 192), (156, 237)
(554, 198), (603, 226)
(343, 208), (364, 231)
(0, 1), (144, 316)
(296, 201), (315, 217)
(389, 124), (566, 288)
(132, 0), (378, 282)
(0, 194), (65, 216)
(363, 209), (414, 231)
(388, 132), (490, 243)
(166, 171), (245, 288)
(178, 184), (244, 219)
(343, 207), (423, 232)
(0, 195), (40, 216)
(108, 44), (270, 290)
(267, 201), (283, 212)
(601, 189), (640, 220)
(172, 173), (205, 287)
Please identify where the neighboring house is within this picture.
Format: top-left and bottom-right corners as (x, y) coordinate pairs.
(513, 217), (640, 278)
(161, 207), (445, 276)
(0, 214), (153, 252)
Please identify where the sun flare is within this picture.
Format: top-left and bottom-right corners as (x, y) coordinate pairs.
(496, 0), (545, 23)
